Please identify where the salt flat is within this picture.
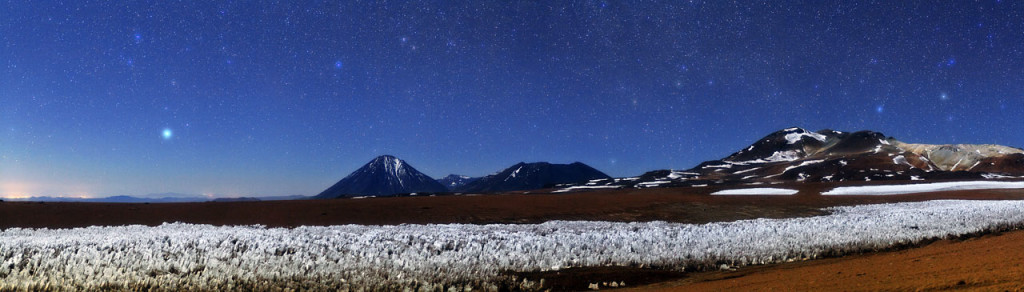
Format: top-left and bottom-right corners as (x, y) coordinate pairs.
(4, 200), (1024, 291)
(822, 181), (1024, 196)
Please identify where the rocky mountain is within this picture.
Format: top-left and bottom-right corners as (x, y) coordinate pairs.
(436, 174), (479, 191)
(560, 128), (1024, 192)
(315, 155), (448, 198)
(457, 162), (611, 193)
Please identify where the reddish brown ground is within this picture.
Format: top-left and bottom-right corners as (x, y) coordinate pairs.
(5, 181), (1024, 229)
(629, 229), (1024, 291)
(4, 181), (1024, 229)
(4, 181), (1024, 291)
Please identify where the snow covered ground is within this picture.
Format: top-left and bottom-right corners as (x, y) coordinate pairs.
(711, 188), (798, 195)
(551, 185), (622, 193)
(822, 181), (1024, 196)
(4, 200), (1024, 290)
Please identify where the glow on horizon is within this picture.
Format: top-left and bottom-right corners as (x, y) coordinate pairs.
(0, 181), (34, 199)
(0, 181), (97, 199)
(0, 192), (98, 199)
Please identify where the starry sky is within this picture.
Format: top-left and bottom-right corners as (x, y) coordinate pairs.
(2, 1), (1023, 198)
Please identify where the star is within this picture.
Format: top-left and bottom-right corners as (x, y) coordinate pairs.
(7, 1), (1023, 199)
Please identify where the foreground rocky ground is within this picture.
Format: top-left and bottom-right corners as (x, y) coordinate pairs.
(632, 228), (1024, 291)
(4, 200), (1024, 291)
(5, 180), (1024, 229)
(4, 181), (1024, 291)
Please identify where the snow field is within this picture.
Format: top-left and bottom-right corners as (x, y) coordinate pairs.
(3, 200), (1024, 291)
(822, 180), (1024, 195)
(711, 188), (798, 195)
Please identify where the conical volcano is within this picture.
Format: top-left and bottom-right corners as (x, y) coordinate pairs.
(315, 155), (447, 198)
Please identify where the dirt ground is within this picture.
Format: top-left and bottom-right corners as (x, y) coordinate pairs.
(4, 181), (1024, 229)
(629, 229), (1024, 291)
(4, 182), (1024, 291)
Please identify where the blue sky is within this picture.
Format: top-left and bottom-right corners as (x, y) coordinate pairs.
(2, 1), (1023, 197)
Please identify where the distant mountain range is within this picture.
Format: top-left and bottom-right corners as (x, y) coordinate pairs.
(315, 156), (612, 198)
(456, 162), (611, 193)
(560, 127), (1024, 192)
(317, 127), (1024, 197)
(16, 127), (1023, 202)
(436, 174), (479, 190)
(684, 127), (1024, 182)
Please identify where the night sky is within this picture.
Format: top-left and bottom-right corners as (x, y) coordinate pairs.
(3, 1), (1023, 198)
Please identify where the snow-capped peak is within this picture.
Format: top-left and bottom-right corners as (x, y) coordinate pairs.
(316, 155), (447, 198)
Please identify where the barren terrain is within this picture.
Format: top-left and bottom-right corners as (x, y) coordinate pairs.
(632, 229), (1024, 291)
(4, 181), (1024, 291)
(5, 180), (1024, 229)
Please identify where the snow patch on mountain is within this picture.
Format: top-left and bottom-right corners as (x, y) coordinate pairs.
(765, 150), (802, 162)
(892, 155), (910, 166)
(783, 159), (824, 173)
(784, 130), (827, 144)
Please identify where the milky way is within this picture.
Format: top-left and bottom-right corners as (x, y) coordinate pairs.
(2, 1), (1022, 197)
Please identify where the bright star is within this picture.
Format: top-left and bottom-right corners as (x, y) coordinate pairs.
(334, 60), (343, 69)
(940, 92), (949, 100)
(876, 105), (884, 113)
(162, 128), (173, 140)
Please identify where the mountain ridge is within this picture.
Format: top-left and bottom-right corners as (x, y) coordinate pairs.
(315, 155), (448, 198)
(457, 161), (611, 193)
(556, 127), (1024, 192)
(436, 174), (479, 191)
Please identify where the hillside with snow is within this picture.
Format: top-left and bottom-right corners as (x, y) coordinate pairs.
(436, 174), (479, 191)
(315, 155), (448, 198)
(556, 127), (1024, 192)
(457, 162), (611, 193)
